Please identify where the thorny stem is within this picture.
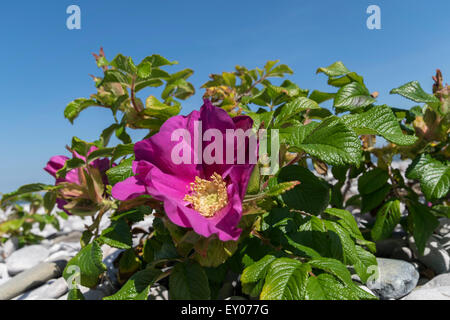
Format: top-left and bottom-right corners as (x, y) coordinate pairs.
(130, 76), (142, 113)
(388, 166), (405, 202)
(251, 229), (282, 251)
(236, 74), (268, 102)
(88, 207), (107, 237)
(289, 209), (314, 217)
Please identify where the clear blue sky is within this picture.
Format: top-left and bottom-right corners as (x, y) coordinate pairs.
(0, 0), (449, 193)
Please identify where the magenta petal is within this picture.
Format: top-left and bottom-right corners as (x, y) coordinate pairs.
(111, 99), (256, 241)
(111, 176), (147, 201)
(143, 164), (192, 201)
(134, 111), (201, 181)
(44, 155), (69, 177)
(232, 115), (253, 131)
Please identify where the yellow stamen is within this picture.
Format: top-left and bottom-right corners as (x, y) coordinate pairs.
(184, 172), (228, 218)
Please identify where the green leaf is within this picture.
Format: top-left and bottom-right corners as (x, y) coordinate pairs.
(63, 241), (106, 288)
(98, 219), (132, 249)
(71, 136), (94, 157)
(104, 268), (162, 300)
(432, 205), (450, 218)
(289, 116), (362, 166)
(260, 258), (311, 300)
(111, 144), (135, 163)
(334, 82), (375, 112)
(309, 90), (335, 104)
(390, 81), (439, 104)
(353, 245), (378, 284)
(111, 205), (151, 223)
(328, 72), (364, 88)
(144, 96), (181, 119)
(358, 168), (390, 195)
(1, 183), (53, 205)
(305, 273), (360, 300)
(307, 256), (375, 300)
(407, 201), (439, 255)
(56, 158), (85, 179)
(277, 166), (330, 215)
(100, 124), (120, 147)
(110, 54), (137, 75)
(343, 105), (418, 145)
(324, 208), (370, 248)
(67, 288), (85, 300)
(169, 261), (211, 300)
(308, 257), (354, 287)
(192, 238), (238, 268)
(324, 221), (376, 283)
(137, 61), (152, 79)
(283, 234), (323, 259)
(115, 125), (132, 144)
(43, 191), (57, 214)
(241, 254), (277, 297)
(307, 108), (333, 120)
(64, 99), (98, 124)
(263, 181), (301, 197)
(142, 54), (178, 68)
(406, 154), (450, 200)
(246, 165), (260, 195)
(135, 79), (164, 92)
(287, 122), (319, 146)
(0, 218), (25, 236)
(106, 157), (134, 186)
(86, 147), (114, 163)
(100, 69), (130, 86)
(274, 97), (319, 127)
(316, 61), (350, 77)
(371, 200), (402, 241)
(266, 63), (294, 77)
(361, 183), (392, 213)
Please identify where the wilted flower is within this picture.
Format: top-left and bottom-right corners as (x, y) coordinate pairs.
(44, 146), (111, 214)
(112, 100), (256, 241)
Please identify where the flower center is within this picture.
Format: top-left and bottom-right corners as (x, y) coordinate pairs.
(184, 172), (228, 218)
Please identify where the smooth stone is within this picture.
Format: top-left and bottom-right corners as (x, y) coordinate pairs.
(402, 286), (450, 300)
(225, 296), (247, 300)
(409, 235), (450, 275)
(358, 285), (376, 297)
(421, 273), (450, 289)
(366, 258), (419, 300)
(63, 217), (86, 232)
(436, 218), (450, 237)
(375, 238), (407, 258)
(45, 251), (76, 262)
(14, 277), (68, 300)
(148, 285), (168, 300)
(1, 238), (19, 259)
(52, 231), (82, 244)
(6, 245), (50, 275)
(391, 160), (411, 173)
(0, 259), (68, 300)
(30, 225), (57, 239)
(0, 263), (9, 285)
(391, 246), (413, 261)
(58, 293), (68, 300)
(439, 234), (450, 252)
(58, 242), (81, 252)
(80, 282), (115, 300)
(417, 277), (430, 287)
(48, 244), (62, 254)
(102, 246), (122, 288)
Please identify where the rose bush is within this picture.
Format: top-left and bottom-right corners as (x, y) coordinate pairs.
(0, 50), (448, 300)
